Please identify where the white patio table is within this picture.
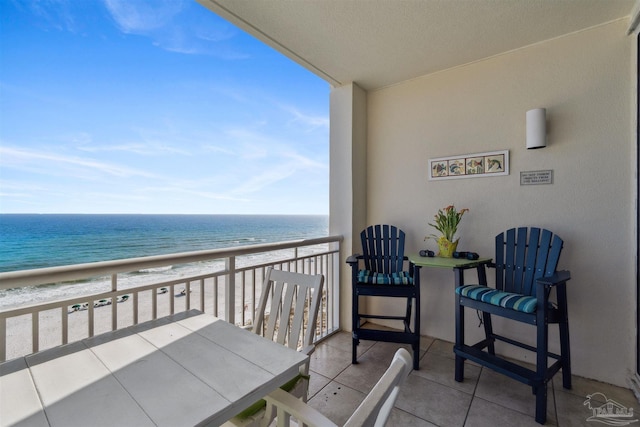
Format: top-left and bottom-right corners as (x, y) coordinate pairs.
(0, 310), (308, 427)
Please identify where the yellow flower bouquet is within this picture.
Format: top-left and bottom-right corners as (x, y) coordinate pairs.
(427, 205), (469, 257)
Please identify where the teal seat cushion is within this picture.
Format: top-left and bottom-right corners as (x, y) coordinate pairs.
(357, 270), (413, 285)
(456, 285), (538, 313)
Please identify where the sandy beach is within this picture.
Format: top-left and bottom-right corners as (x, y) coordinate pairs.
(3, 283), (254, 361)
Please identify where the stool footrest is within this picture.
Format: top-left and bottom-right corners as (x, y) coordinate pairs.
(455, 344), (562, 386)
(354, 328), (418, 345)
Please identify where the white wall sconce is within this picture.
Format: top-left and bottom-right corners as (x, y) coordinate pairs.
(526, 108), (546, 149)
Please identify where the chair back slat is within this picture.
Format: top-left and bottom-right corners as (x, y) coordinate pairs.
(530, 229), (552, 297)
(360, 225), (406, 274)
(501, 228), (517, 291)
(255, 267), (324, 351)
(362, 226), (375, 271)
(376, 225), (385, 272)
(512, 227), (529, 293)
(264, 281), (286, 344)
(546, 235), (564, 276)
(495, 231), (505, 290)
(384, 225), (392, 272)
(495, 227), (564, 297)
(522, 227), (541, 295)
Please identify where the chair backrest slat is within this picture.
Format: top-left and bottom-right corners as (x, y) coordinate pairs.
(362, 226), (375, 271)
(502, 228), (517, 291)
(376, 224), (385, 272)
(360, 225), (406, 274)
(264, 280), (285, 342)
(384, 225), (392, 272)
(495, 227), (564, 297)
(512, 227), (528, 293)
(547, 235), (564, 276)
(495, 231), (505, 290)
(522, 227), (541, 295)
(254, 267), (324, 351)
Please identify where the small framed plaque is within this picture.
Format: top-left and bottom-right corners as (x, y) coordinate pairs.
(520, 170), (553, 185)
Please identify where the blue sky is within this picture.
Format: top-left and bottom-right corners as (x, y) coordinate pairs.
(0, 0), (329, 215)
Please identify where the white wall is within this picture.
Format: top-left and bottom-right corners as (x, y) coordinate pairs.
(363, 20), (635, 386)
(330, 83), (368, 329)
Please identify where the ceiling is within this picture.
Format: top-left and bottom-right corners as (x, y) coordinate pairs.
(198, 0), (638, 91)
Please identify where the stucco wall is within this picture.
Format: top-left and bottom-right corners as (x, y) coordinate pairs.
(330, 83), (368, 329)
(364, 20), (635, 386)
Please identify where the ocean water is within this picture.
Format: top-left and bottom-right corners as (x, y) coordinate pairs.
(0, 214), (328, 308)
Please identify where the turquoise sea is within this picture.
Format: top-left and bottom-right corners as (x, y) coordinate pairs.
(0, 214), (328, 308)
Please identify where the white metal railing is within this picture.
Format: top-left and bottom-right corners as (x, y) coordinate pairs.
(0, 236), (342, 362)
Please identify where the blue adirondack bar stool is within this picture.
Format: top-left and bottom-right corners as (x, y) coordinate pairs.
(454, 227), (571, 424)
(347, 225), (421, 370)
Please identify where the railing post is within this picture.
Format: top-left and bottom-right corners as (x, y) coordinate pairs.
(226, 256), (236, 324)
(61, 306), (68, 345)
(32, 312), (39, 354)
(0, 317), (6, 361)
(111, 274), (118, 331)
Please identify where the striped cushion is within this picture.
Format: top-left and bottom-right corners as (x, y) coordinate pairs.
(358, 270), (413, 285)
(456, 285), (538, 313)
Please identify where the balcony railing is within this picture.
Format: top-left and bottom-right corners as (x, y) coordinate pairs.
(0, 236), (342, 362)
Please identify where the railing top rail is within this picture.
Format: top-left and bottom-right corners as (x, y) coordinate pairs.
(0, 235), (343, 289)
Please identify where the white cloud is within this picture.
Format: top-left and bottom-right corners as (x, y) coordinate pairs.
(102, 0), (248, 58)
(230, 150), (325, 196)
(21, 0), (78, 33)
(139, 184), (249, 203)
(275, 105), (329, 132)
(202, 145), (235, 155)
(282, 151), (327, 170)
(0, 146), (157, 179)
(76, 141), (191, 156)
(103, 0), (185, 33)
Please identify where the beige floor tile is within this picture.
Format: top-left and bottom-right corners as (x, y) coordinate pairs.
(465, 397), (547, 427)
(360, 340), (426, 366)
(309, 341), (352, 379)
(334, 356), (390, 394)
(551, 386), (604, 427)
(425, 338), (456, 359)
(307, 370), (332, 400)
(413, 351), (481, 394)
(323, 330), (375, 356)
(388, 407), (438, 426)
(307, 381), (365, 425)
(396, 373), (473, 427)
(475, 367), (536, 416)
(554, 373), (638, 410)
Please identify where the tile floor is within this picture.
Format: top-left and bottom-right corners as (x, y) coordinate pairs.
(306, 330), (638, 426)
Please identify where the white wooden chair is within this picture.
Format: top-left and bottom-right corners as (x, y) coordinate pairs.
(224, 267), (325, 427)
(263, 348), (412, 427)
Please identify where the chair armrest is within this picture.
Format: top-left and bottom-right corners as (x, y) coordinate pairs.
(301, 344), (315, 357)
(264, 388), (338, 427)
(536, 270), (571, 286)
(346, 254), (361, 265)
